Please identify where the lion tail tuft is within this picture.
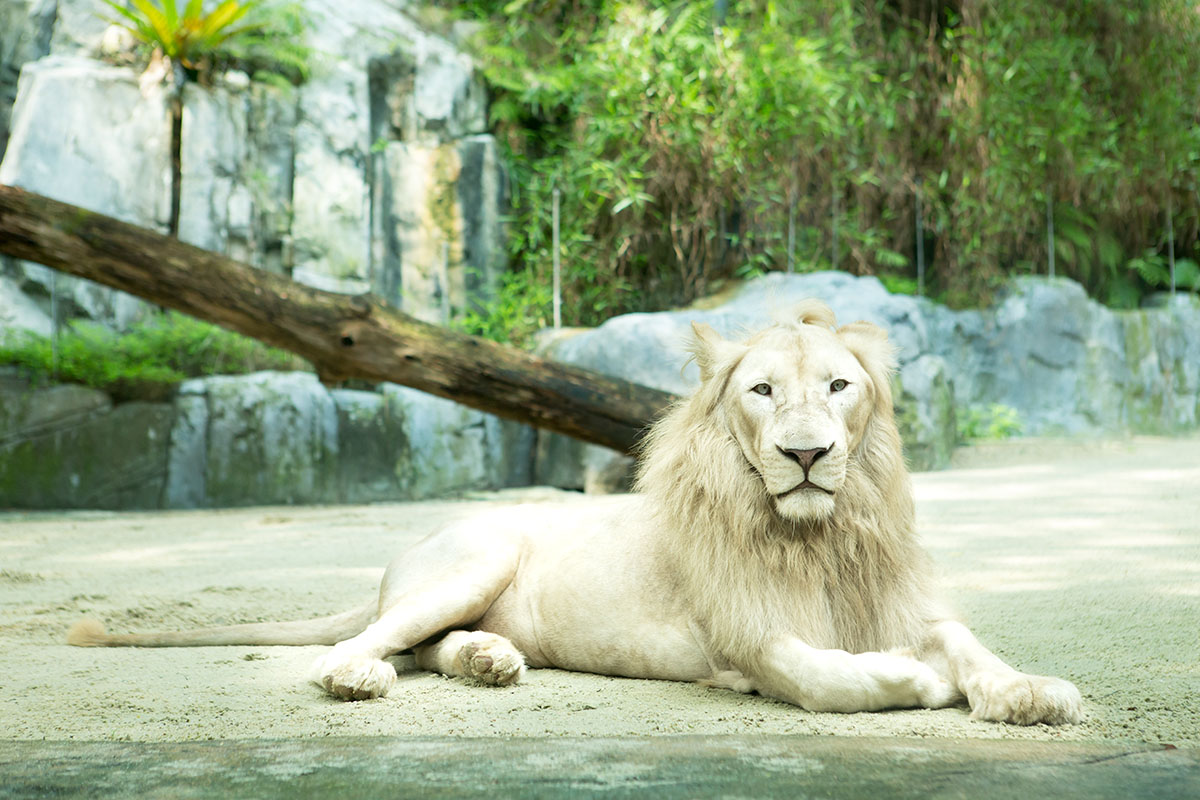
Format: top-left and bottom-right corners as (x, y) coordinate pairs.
(67, 618), (112, 647)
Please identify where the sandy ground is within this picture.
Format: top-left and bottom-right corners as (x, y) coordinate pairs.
(1, 436), (1197, 746)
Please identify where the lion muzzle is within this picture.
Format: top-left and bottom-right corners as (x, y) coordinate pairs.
(776, 479), (835, 498)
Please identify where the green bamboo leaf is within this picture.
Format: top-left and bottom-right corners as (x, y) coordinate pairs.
(611, 197), (634, 215)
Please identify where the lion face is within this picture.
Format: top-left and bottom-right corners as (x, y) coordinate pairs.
(690, 308), (888, 522)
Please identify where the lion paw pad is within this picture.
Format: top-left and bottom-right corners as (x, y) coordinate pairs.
(459, 637), (525, 686)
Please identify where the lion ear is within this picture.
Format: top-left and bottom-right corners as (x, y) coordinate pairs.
(688, 321), (741, 383)
(836, 321), (898, 410)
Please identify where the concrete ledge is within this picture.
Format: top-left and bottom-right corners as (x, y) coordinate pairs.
(0, 736), (1195, 799)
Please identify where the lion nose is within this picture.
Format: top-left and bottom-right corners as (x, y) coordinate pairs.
(779, 445), (831, 475)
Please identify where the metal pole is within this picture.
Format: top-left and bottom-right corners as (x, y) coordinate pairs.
(1045, 190), (1055, 279)
(439, 239), (451, 324)
(786, 189), (796, 274)
(552, 186), (562, 329)
(831, 175), (838, 270)
(50, 272), (58, 378)
(914, 181), (925, 296)
(1167, 190), (1176, 296)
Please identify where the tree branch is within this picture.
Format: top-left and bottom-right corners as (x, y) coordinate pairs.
(0, 184), (676, 454)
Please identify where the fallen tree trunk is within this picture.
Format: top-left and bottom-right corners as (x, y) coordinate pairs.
(0, 185), (676, 454)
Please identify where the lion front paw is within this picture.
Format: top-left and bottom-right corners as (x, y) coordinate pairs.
(456, 634), (526, 686)
(968, 671), (1083, 725)
(313, 651), (397, 701)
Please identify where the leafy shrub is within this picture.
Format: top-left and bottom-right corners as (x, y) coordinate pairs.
(0, 313), (309, 401)
(444, 0), (1200, 332)
(455, 268), (555, 344)
(957, 404), (1024, 442)
(879, 274), (920, 297)
(463, 1), (899, 328)
(1122, 252), (1200, 301)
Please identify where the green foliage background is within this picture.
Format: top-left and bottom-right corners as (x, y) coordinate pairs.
(444, 0), (1200, 342)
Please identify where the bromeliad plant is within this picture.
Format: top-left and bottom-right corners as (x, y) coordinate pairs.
(103, 0), (265, 74)
(102, 0), (311, 86)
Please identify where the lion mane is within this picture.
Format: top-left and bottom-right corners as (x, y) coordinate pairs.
(634, 300), (943, 666)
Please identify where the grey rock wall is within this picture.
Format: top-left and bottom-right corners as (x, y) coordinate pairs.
(0, 0), (507, 334)
(379, 384), (534, 499)
(0, 55), (170, 330)
(0, 0), (53, 161)
(535, 271), (960, 481)
(178, 372), (340, 507)
(273, 0), (504, 305)
(0, 371), (534, 510)
(923, 277), (1200, 435)
(371, 136), (507, 321)
(537, 272), (1200, 481)
(0, 376), (173, 509)
(0, 271), (51, 336)
(176, 79), (297, 269)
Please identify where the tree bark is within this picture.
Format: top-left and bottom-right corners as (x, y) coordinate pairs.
(0, 185), (676, 454)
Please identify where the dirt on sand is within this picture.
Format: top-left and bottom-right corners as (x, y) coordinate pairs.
(1, 436), (1196, 746)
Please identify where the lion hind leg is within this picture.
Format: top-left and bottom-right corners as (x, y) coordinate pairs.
(313, 535), (522, 701)
(415, 630), (526, 686)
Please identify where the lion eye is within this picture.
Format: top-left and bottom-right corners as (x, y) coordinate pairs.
(751, 383), (772, 396)
(830, 379), (848, 393)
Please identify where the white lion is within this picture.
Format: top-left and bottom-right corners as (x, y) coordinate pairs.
(69, 301), (1083, 725)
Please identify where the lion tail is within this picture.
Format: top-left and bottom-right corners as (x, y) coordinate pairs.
(66, 601), (377, 648)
